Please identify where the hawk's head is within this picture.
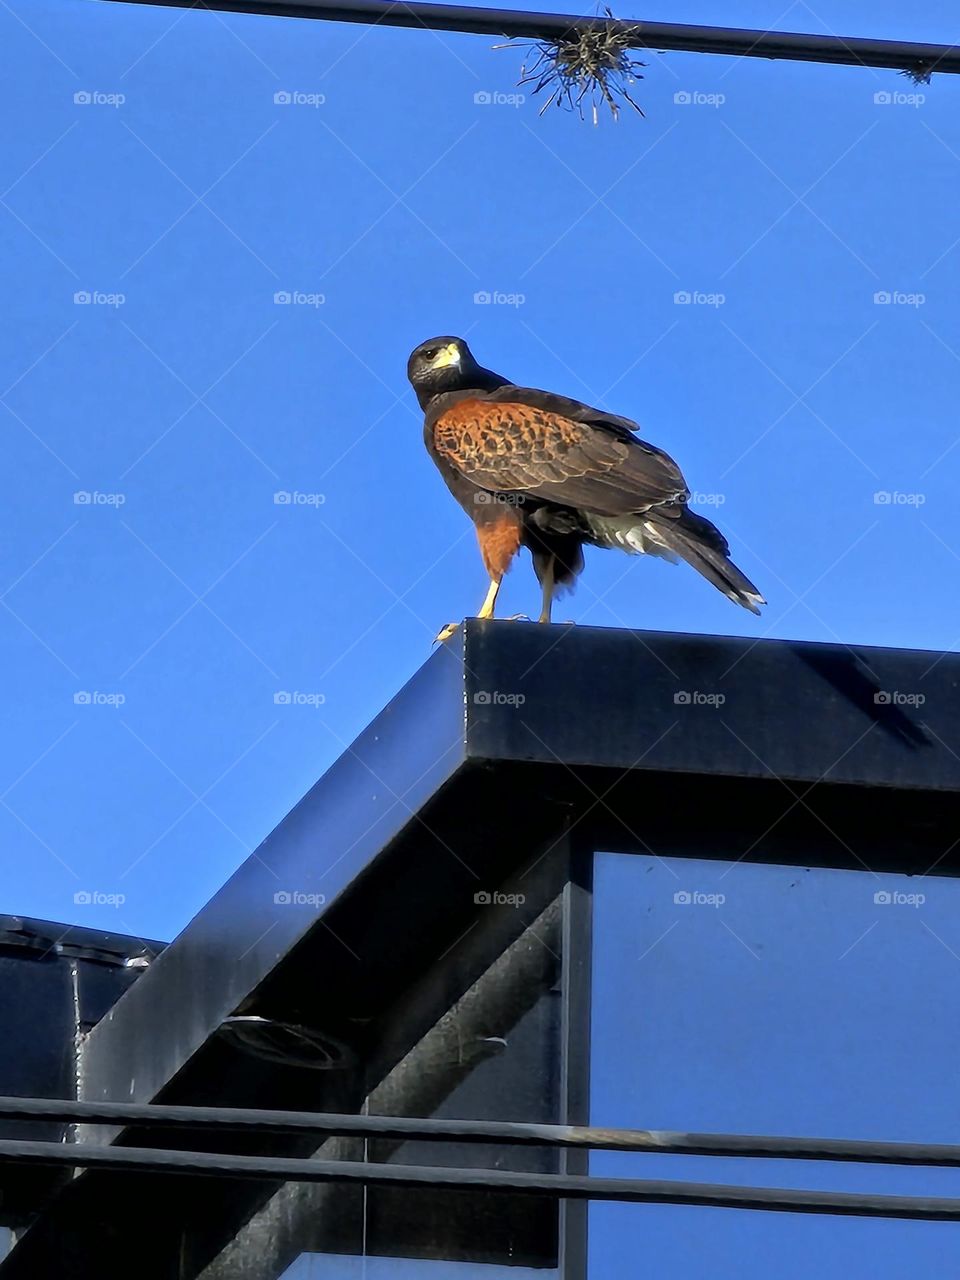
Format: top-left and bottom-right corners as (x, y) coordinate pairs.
(407, 336), (506, 406)
(407, 336), (473, 390)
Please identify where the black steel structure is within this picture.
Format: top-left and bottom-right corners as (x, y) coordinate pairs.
(0, 621), (957, 1276)
(0, 917), (163, 1233)
(95, 0), (960, 77)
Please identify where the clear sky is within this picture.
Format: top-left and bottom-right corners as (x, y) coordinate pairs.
(2, 1), (959, 1267)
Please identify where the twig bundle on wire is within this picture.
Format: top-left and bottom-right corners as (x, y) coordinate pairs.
(513, 8), (646, 124)
(900, 61), (934, 85)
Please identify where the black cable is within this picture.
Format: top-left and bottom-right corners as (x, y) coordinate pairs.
(93, 0), (960, 76)
(4, 1095), (960, 1167)
(2, 1137), (960, 1218)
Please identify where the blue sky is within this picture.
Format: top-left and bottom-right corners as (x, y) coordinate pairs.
(2, 0), (960, 1271)
(4, 0), (959, 944)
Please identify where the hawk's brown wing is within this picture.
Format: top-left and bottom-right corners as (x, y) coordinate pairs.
(429, 387), (689, 519)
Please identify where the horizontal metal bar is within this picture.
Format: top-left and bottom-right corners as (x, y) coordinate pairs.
(94, 0), (960, 75)
(4, 1097), (960, 1168)
(2, 1137), (960, 1218)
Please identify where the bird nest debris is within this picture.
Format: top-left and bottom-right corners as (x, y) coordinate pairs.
(900, 61), (934, 85)
(509, 8), (646, 124)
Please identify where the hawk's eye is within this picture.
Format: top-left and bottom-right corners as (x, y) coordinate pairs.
(421, 347), (440, 362)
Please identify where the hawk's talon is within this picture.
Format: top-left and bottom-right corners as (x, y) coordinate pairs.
(433, 622), (459, 645)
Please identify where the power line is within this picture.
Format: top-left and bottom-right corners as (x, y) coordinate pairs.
(94, 0), (960, 76)
(3, 1136), (960, 1218)
(5, 1095), (960, 1167)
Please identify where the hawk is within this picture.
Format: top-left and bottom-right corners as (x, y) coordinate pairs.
(408, 336), (764, 641)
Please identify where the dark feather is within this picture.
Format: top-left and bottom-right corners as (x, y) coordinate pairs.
(428, 386), (689, 518)
(646, 509), (765, 614)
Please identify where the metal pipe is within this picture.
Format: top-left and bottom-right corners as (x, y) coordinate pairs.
(92, 0), (960, 75)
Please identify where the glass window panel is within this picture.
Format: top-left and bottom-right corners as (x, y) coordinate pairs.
(590, 852), (960, 1277)
(280, 1260), (549, 1278)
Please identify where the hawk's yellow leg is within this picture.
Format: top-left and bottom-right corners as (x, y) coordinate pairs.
(538, 557), (555, 625)
(434, 577), (501, 644)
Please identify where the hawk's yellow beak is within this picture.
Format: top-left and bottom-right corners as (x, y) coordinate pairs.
(432, 343), (461, 370)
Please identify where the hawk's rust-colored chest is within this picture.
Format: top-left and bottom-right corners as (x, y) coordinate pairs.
(430, 396), (583, 472)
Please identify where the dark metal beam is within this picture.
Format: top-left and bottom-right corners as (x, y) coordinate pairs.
(459, 623), (960, 793)
(559, 842), (592, 1280)
(94, 0), (960, 76)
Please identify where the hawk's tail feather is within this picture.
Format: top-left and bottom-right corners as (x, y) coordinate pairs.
(651, 511), (765, 615)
